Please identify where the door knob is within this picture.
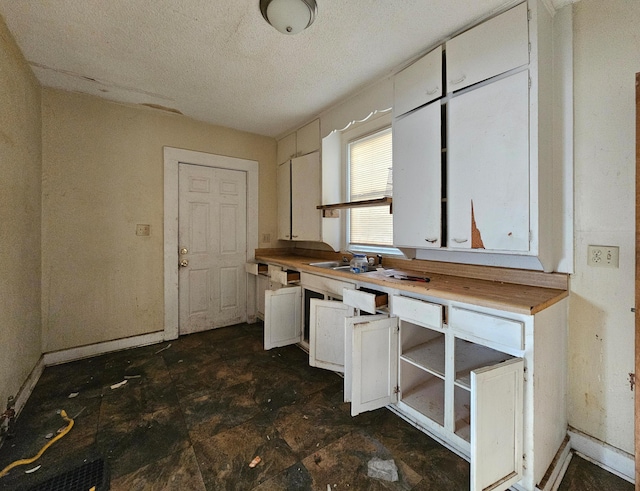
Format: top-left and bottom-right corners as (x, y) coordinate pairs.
(180, 247), (188, 255)
(179, 259), (189, 267)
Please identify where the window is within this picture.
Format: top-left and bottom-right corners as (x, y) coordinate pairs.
(347, 127), (394, 249)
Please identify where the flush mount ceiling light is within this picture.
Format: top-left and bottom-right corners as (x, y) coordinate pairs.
(260, 0), (318, 35)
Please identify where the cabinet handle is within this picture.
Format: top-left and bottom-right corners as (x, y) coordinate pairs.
(425, 238), (438, 243)
(450, 75), (467, 85)
(291, 235), (298, 238)
(426, 87), (439, 95)
(452, 238), (468, 243)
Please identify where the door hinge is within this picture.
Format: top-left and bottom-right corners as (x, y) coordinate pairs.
(528, 42), (531, 54)
(528, 77), (532, 89)
(523, 367), (528, 383)
(527, 9), (532, 21)
(393, 386), (400, 394)
(522, 453), (527, 469)
(629, 373), (635, 391)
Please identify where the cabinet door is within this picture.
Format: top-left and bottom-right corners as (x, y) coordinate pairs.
(446, 2), (529, 92)
(264, 286), (302, 349)
(393, 102), (442, 248)
(447, 70), (530, 252)
(277, 133), (296, 165)
(346, 315), (398, 416)
(394, 45), (443, 117)
(256, 274), (269, 319)
(471, 357), (524, 491)
(309, 299), (354, 372)
(291, 152), (322, 241)
(277, 161), (291, 240)
(296, 119), (321, 156)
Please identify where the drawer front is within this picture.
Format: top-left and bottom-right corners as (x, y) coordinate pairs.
(300, 272), (355, 298)
(342, 289), (387, 314)
(449, 307), (524, 351)
(245, 262), (268, 275)
(391, 295), (443, 330)
(271, 269), (300, 285)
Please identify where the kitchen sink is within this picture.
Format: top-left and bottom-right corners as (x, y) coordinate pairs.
(308, 261), (351, 271)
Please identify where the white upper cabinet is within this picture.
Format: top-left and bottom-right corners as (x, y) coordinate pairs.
(277, 119), (321, 164)
(393, 101), (442, 248)
(277, 132), (297, 165)
(291, 152), (322, 241)
(446, 2), (529, 92)
(447, 71), (530, 252)
(277, 152), (322, 242)
(394, 46), (443, 117)
(296, 119), (321, 156)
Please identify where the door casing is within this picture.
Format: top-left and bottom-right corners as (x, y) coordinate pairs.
(164, 147), (259, 340)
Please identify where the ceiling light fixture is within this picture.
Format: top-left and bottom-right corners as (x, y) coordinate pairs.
(260, 0), (318, 35)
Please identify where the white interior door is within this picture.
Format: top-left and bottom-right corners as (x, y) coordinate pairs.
(178, 163), (247, 335)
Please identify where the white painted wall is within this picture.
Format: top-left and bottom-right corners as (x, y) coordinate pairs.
(569, 0), (638, 455)
(0, 17), (42, 409)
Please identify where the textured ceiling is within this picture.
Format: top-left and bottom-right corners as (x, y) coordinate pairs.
(0, 0), (572, 137)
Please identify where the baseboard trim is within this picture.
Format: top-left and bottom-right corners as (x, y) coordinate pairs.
(13, 356), (45, 418)
(568, 427), (635, 484)
(43, 331), (166, 366)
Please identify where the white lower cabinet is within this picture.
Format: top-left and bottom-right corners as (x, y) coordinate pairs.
(345, 293), (567, 491)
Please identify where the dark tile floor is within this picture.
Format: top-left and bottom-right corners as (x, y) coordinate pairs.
(0, 322), (633, 490)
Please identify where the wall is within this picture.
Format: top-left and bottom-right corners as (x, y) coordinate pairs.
(0, 18), (42, 407)
(569, 0), (638, 455)
(41, 89), (276, 352)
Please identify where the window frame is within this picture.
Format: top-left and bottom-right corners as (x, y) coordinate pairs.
(340, 113), (402, 256)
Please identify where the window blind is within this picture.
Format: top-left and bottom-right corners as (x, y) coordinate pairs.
(348, 128), (393, 246)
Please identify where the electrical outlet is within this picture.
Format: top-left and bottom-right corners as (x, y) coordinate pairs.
(587, 245), (619, 268)
(261, 233), (271, 243)
(136, 224), (150, 236)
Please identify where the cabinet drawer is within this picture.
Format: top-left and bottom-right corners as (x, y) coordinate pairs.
(270, 269), (300, 285)
(343, 288), (388, 314)
(245, 262), (268, 276)
(449, 307), (524, 351)
(300, 272), (355, 298)
(391, 295), (443, 330)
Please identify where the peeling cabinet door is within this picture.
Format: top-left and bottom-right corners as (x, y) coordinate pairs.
(447, 70), (530, 252)
(309, 299), (354, 373)
(346, 315), (399, 416)
(264, 286), (302, 350)
(471, 357), (524, 491)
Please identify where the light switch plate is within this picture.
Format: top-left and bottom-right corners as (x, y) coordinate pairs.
(587, 245), (619, 268)
(136, 224), (150, 236)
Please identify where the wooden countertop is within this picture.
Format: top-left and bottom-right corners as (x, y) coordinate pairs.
(254, 253), (568, 316)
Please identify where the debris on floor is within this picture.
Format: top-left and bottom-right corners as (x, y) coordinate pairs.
(154, 343), (172, 354)
(68, 392), (79, 398)
(24, 465), (41, 474)
(367, 457), (398, 482)
(248, 456), (261, 468)
(124, 375), (141, 380)
(109, 380), (127, 390)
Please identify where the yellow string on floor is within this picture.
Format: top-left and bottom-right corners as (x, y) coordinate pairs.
(0, 410), (74, 479)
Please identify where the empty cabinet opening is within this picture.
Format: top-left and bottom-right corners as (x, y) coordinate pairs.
(400, 361), (445, 426)
(453, 338), (515, 443)
(399, 320), (446, 427)
(304, 289), (324, 343)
